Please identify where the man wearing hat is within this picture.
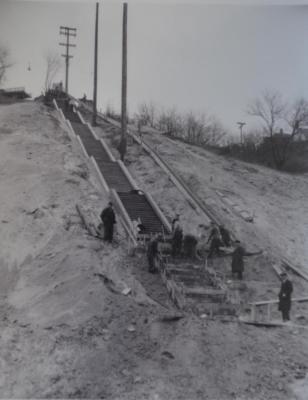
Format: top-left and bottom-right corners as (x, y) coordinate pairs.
(147, 233), (162, 273)
(278, 272), (293, 322)
(100, 202), (116, 243)
(231, 240), (262, 280)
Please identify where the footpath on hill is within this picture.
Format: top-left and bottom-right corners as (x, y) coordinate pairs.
(0, 101), (307, 399)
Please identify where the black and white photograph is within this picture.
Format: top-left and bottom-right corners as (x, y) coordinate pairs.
(0, 0), (308, 398)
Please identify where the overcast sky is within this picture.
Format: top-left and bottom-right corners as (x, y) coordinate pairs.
(1, 1), (308, 134)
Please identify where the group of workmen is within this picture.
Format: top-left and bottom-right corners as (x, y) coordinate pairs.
(98, 205), (262, 281)
(168, 215), (263, 279)
(98, 203), (293, 323)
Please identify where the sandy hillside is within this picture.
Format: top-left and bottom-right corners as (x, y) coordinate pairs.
(91, 117), (308, 304)
(90, 113), (308, 276)
(0, 101), (308, 399)
(144, 133), (308, 272)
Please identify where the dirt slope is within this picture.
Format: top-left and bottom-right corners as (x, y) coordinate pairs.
(143, 133), (308, 272)
(89, 113), (308, 399)
(0, 102), (308, 399)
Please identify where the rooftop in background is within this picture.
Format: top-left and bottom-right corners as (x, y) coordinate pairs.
(297, 127), (308, 141)
(0, 87), (31, 102)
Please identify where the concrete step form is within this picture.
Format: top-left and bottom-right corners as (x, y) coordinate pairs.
(192, 302), (239, 317)
(160, 257), (240, 316)
(185, 287), (226, 301)
(166, 268), (206, 278)
(95, 161), (133, 192)
(63, 108), (81, 123)
(56, 99), (241, 317)
(118, 192), (165, 234)
(173, 277), (208, 287)
(57, 98), (171, 238)
(71, 123), (111, 162)
(71, 100), (243, 317)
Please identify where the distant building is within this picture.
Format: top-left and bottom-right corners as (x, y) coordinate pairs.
(51, 81), (63, 92)
(262, 129), (291, 145)
(0, 87), (31, 102)
(295, 127), (308, 142)
(262, 127), (308, 143)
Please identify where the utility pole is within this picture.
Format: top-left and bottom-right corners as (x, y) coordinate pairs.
(237, 121), (246, 145)
(92, 2), (99, 126)
(120, 2), (128, 161)
(59, 26), (77, 94)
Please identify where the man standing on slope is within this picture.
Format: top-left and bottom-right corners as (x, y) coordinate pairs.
(278, 272), (293, 322)
(147, 234), (162, 273)
(100, 202), (116, 243)
(207, 222), (223, 258)
(231, 240), (262, 280)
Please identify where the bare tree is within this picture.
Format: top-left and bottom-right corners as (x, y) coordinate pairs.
(106, 102), (116, 119)
(44, 52), (62, 93)
(136, 101), (157, 128)
(204, 117), (227, 146)
(184, 111), (202, 143)
(0, 45), (12, 86)
(286, 97), (308, 135)
(243, 128), (265, 146)
(135, 101), (227, 147)
(276, 97), (308, 167)
(247, 90), (286, 135)
(157, 107), (183, 136)
(247, 90), (287, 168)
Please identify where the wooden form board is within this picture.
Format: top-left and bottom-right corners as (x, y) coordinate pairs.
(250, 296), (308, 306)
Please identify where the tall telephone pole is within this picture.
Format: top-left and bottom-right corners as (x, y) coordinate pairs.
(120, 3), (128, 161)
(237, 121), (246, 145)
(92, 3), (99, 126)
(59, 26), (77, 94)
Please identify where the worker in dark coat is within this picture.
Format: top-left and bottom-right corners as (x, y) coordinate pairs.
(207, 222), (223, 258)
(65, 97), (70, 111)
(147, 234), (161, 273)
(183, 234), (198, 258)
(219, 225), (231, 247)
(278, 272), (293, 322)
(100, 202), (116, 242)
(171, 214), (180, 233)
(172, 221), (183, 258)
(231, 240), (262, 280)
(118, 138), (127, 162)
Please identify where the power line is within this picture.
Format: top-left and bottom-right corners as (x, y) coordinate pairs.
(59, 26), (77, 94)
